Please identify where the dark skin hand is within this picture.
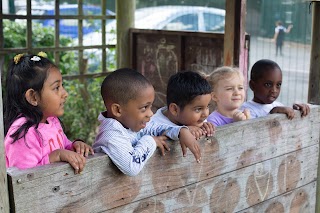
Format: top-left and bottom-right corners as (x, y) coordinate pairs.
(270, 106), (295, 119)
(293, 103), (310, 117)
(271, 104), (310, 120)
(153, 135), (170, 156)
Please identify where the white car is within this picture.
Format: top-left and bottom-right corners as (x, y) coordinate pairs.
(82, 5), (225, 46)
(79, 6), (225, 71)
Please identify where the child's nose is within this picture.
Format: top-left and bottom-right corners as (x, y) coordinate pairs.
(62, 88), (68, 98)
(147, 108), (154, 117)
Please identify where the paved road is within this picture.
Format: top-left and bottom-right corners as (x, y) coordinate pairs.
(247, 36), (311, 106)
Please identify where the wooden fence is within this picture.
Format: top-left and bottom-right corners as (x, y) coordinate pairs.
(6, 106), (320, 212)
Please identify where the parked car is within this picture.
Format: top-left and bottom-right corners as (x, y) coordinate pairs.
(79, 6), (225, 71)
(16, 4), (115, 38)
(82, 5), (226, 46)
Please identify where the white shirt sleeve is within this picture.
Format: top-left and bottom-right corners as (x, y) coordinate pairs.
(93, 118), (157, 176)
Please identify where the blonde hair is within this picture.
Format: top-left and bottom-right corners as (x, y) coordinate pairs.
(207, 66), (244, 91)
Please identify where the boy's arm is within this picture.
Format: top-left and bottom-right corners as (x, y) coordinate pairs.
(144, 122), (201, 162)
(270, 106), (295, 119)
(94, 128), (157, 176)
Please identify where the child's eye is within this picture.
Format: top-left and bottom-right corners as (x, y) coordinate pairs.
(54, 86), (60, 91)
(239, 86), (244, 90)
(195, 108), (201, 112)
(277, 83), (282, 88)
(264, 83), (272, 88)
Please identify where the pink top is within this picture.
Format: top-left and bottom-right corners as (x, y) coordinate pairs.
(5, 116), (73, 169)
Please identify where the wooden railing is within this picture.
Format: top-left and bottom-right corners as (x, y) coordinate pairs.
(7, 106), (320, 212)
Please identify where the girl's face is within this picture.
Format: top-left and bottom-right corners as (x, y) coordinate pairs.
(212, 74), (245, 116)
(38, 67), (68, 122)
(250, 68), (282, 104)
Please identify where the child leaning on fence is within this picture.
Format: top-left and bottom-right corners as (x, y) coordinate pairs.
(93, 68), (201, 176)
(240, 59), (310, 119)
(4, 52), (93, 174)
(206, 66), (250, 126)
(151, 70), (215, 140)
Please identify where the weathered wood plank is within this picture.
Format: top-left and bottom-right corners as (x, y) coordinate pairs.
(238, 181), (316, 213)
(7, 106), (320, 212)
(105, 144), (318, 212)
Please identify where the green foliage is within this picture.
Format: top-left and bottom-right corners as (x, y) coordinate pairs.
(2, 19), (106, 144)
(62, 78), (105, 144)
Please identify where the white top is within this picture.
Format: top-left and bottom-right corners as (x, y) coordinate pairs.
(151, 106), (178, 126)
(93, 112), (184, 176)
(275, 25), (287, 33)
(240, 100), (284, 118)
(151, 106), (208, 126)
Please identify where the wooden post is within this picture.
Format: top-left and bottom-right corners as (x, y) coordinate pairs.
(224, 0), (246, 68)
(0, 80), (9, 212)
(0, 2), (10, 212)
(308, 1), (320, 105)
(116, 0), (135, 69)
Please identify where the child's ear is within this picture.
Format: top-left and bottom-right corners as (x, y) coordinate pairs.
(249, 80), (254, 91)
(211, 92), (218, 102)
(168, 103), (179, 116)
(110, 103), (122, 118)
(25, 89), (39, 106)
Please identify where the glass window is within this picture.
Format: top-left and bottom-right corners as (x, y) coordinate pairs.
(163, 14), (198, 31)
(204, 13), (224, 32)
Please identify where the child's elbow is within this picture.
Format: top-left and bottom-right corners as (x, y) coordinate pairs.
(123, 168), (141, 177)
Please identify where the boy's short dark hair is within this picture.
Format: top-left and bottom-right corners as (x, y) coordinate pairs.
(101, 68), (152, 105)
(166, 71), (212, 109)
(250, 59), (281, 81)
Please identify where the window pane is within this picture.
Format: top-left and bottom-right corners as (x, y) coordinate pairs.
(163, 14), (198, 31)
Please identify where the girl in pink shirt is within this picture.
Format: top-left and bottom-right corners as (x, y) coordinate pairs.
(4, 52), (94, 174)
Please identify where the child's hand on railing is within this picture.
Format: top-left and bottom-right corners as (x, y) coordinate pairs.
(72, 140), (94, 157)
(179, 128), (201, 163)
(49, 149), (86, 174)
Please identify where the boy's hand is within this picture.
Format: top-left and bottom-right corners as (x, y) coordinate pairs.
(293, 103), (310, 117)
(200, 122), (215, 137)
(49, 149), (86, 174)
(153, 135), (170, 156)
(73, 141), (94, 157)
(270, 106), (295, 119)
(188, 126), (205, 140)
(179, 128), (201, 163)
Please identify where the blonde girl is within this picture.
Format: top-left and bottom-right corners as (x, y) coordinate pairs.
(206, 66), (250, 126)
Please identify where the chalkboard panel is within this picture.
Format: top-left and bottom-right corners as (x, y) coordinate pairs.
(184, 35), (224, 75)
(130, 29), (225, 110)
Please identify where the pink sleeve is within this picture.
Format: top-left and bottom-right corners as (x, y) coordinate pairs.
(51, 117), (73, 151)
(5, 130), (50, 169)
(64, 135), (73, 151)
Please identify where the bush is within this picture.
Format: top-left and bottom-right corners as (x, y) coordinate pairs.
(2, 19), (105, 144)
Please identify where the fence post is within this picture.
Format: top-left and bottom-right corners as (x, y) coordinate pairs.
(0, 74), (10, 212)
(116, 0), (135, 69)
(308, 1), (320, 105)
(224, 0), (246, 67)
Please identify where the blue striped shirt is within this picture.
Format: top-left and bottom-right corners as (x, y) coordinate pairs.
(93, 113), (184, 176)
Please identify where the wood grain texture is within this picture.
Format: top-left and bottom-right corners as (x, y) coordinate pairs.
(7, 106), (320, 212)
(238, 181), (316, 213)
(108, 144), (318, 212)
